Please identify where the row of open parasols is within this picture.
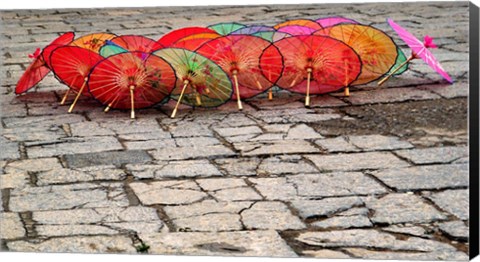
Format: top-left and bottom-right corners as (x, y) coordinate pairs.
(16, 17), (453, 118)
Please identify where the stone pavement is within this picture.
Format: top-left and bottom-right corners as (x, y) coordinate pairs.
(0, 1), (471, 260)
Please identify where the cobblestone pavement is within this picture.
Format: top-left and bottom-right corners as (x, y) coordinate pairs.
(0, 1), (471, 260)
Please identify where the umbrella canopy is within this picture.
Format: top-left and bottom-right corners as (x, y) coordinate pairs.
(108, 35), (163, 53)
(70, 33), (117, 53)
(196, 35), (283, 109)
(253, 31), (291, 42)
(378, 18), (453, 85)
(208, 22), (246, 35)
(314, 24), (399, 85)
(49, 46), (104, 111)
(157, 27), (217, 47)
(231, 25), (275, 35)
(153, 48), (233, 118)
(15, 32), (75, 94)
(88, 52), (177, 118)
(170, 32), (220, 50)
(316, 16), (358, 27)
(274, 35), (362, 105)
(274, 19), (323, 35)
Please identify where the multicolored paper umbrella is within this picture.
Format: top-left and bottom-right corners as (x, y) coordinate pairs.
(274, 35), (362, 106)
(231, 25), (275, 35)
(274, 19), (323, 35)
(49, 46), (104, 112)
(107, 35), (163, 53)
(196, 35), (283, 110)
(170, 32), (220, 50)
(153, 48), (233, 118)
(88, 52), (177, 118)
(314, 24), (399, 90)
(70, 33), (117, 53)
(208, 22), (246, 36)
(378, 18), (453, 85)
(316, 16), (359, 28)
(15, 32), (75, 94)
(156, 27), (218, 47)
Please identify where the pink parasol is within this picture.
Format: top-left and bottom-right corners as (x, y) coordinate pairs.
(378, 18), (453, 85)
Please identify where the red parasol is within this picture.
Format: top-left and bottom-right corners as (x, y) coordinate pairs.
(274, 35), (362, 106)
(196, 35), (283, 110)
(49, 46), (104, 112)
(15, 32), (75, 95)
(88, 52), (177, 118)
(109, 35), (164, 53)
(157, 27), (218, 47)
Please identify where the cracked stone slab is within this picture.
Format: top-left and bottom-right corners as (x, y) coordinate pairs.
(4, 157), (62, 173)
(425, 189), (469, 220)
(214, 125), (262, 137)
(311, 215), (372, 229)
(395, 146), (468, 164)
(130, 181), (207, 205)
(175, 136), (222, 147)
(2, 126), (67, 143)
(69, 121), (116, 137)
(164, 200), (252, 220)
(291, 172), (387, 198)
(9, 182), (129, 212)
(306, 152), (409, 171)
(372, 164), (468, 191)
(7, 235), (136, 253)
(284, 124), (323, 140)
(124, 139), (176, 150)
(196, 178), (247, 191)
(348, 135), (414, 151)
(302, 249), (351, 259)
(1, 171), (29, 189)
(140, 230), (297, 257)
(257, 155), (317, 175)
(234, 140), (319, 156)
(151, 145), (235, 161)
(291, 197), (364, 219)
(344, 87), (440, 105)
(98, 118), (163, 135)
(314, 136), (361, 153)
(365, 193), (447, 224)
(438, 221), (469, 240)
(213, 158), (260, 177)
(170, 122), (214, 137)
(36, 165), (127, 185)
(128, 160), (222, 180)
(63, 150), (152, 168)
(382, 225), (428, 237)
(296, 229), (458, 252)
(344, 248), (469, 261)
(173, 213), (243, 232)
(249, 177), (298, 201)
(27, 136), (123, 158)
(241, 201), (305, 230)
(0, 212), (26, 239)
(211, 186), (263, 202)
(2, 114), (85, 129)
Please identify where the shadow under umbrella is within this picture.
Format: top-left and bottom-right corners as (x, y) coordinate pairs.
(153, 48), (233, 118)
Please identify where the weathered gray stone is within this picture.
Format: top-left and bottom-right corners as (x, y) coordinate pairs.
(0, 171), (29, 189)
(296, 229), (458, 252)
(395, 146), (468, 164)
(214, 158), (260, 177)
(130, 181), (207, 205)
(0, 212), (26, 239)
(249, 177), (298, 201)
(170, 122), (214, 137)
(314, 136), (361, 153)
(382, 225), (427, 237)
(284, 124), (323, 140)
(140, 231), (297, 257)
(291, 197), (364, 218)
(257, 155), (317, 175)
(425, 189), (469, 220)
(164, 200), (252, 220)
(5, 158), (62, 173)
(118, 131), (171, 141)
(196, 178), (246, 191)
(27, 136), (123, 158)
(419, 81), (468, 99)
(311, 215), (372, 229)
(98, 118), (162, 134)
(9, 183), (129, 212)
(151, 145), (235, 161)
(128, 160), (223, 179)
(7, 235), (136, 253)
(0, 140), (20, 160)
(36, 166), (127, 185)
(212, 187), (263, 202)
(291, 172), (387, 198)
(306, 152), (409, 171)
(70, 121), (115, 137)
(345, 87), (440, 105)
(64, 150), (152, 168)
(175, 137), (221, 147)
(365, 193), (447, 224)
(36, 224), (117, 236)
(241, 201), (305, 230)
(234, 140), (319, 156)
(345, 248), (469, 261)
(173, 213), (243, 232)
(348, 135), (414, 151)
(214, 126), (262, 137)
(302, 249), (351, 259)
(373, 164), (468, 191)
(3, 114), (85, 128)
(438, 221), (469, 240)
(124, 139), (176, 150)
